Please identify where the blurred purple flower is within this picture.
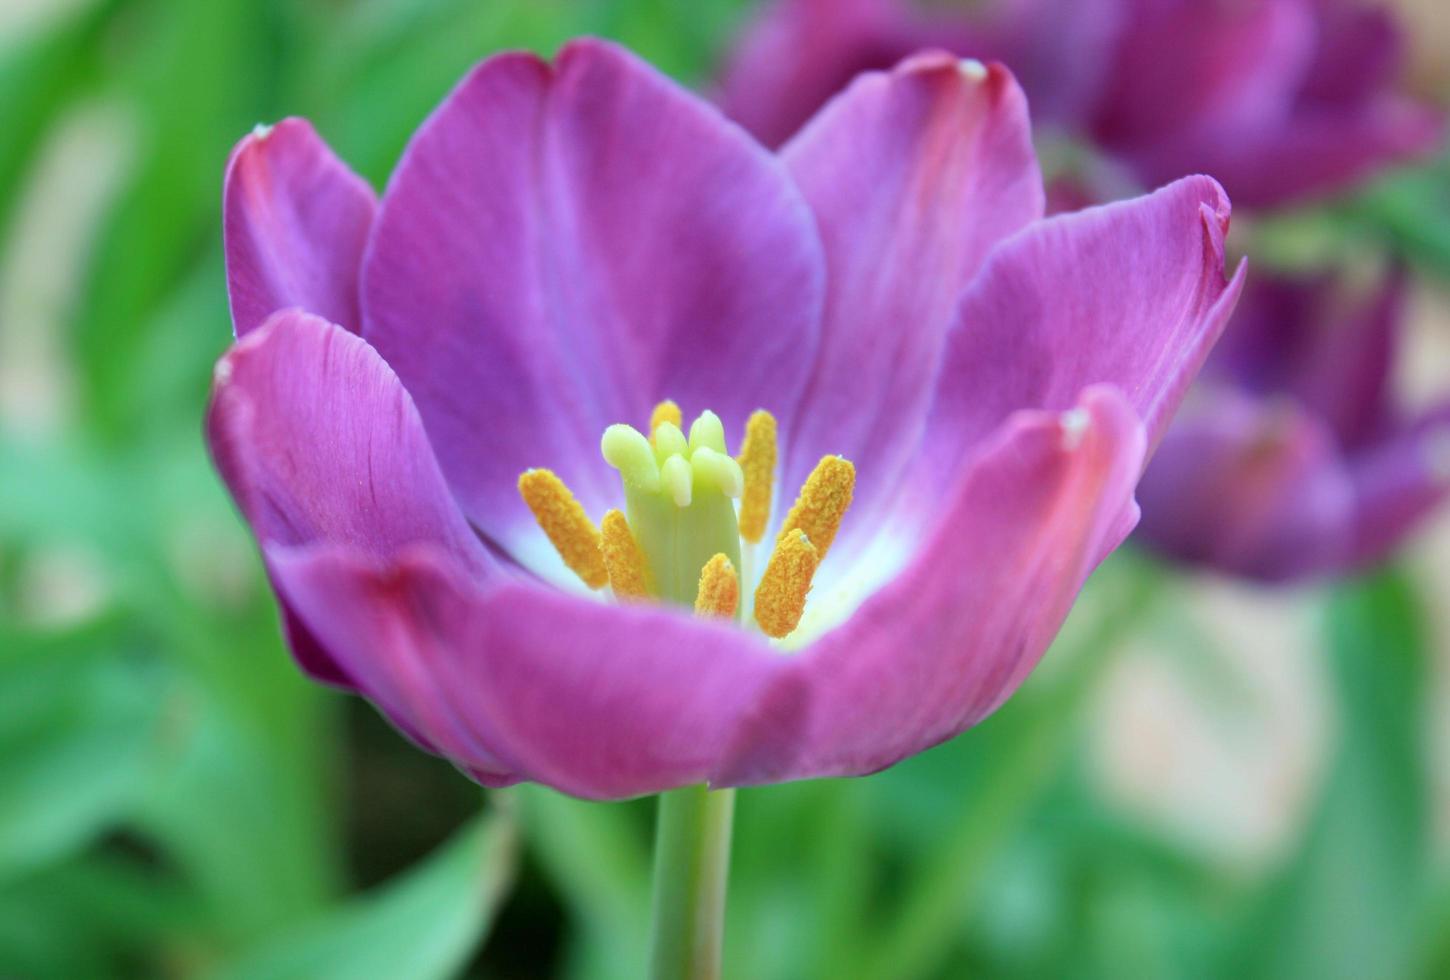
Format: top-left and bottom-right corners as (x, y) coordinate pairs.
(209, 39), (1241, 799)
(1135, 268), (1450, 581)
(722, 0), (1443, 209)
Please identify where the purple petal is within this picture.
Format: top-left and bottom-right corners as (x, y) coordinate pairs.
(1124, 98), (1443, 210)
(1091, 0), (1315, 153)
(1300, 0), (1403, 105)
(1092, 0), (1443, 208)
(720, 0), (913, 149)
(924, 176), (1244, 490)
(272, 544), (792, 800)
(207, 310), (498, 682)
(267, 544), (526, 786)
(780, 54), (1043, 554)
(719, 0), (1123, 148)
(1209, 270), (1404, 451)
(1133, 390), (1356, 581)
(1346, 402), (1450, 571)
(362, 39), (825, 578)
(719, 386), (1145, 784)
(223, 118), (376, 337)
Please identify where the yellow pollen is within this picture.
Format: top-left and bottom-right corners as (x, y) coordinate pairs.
(600, 509), (651, 600)
(518, 469), (607, 589)
(736, 410), (777, 544)
(694, 553), (739, 619)
(649, 400), (682, 443)
(777, 455), (855, 561)
(754, 530), (819, 638)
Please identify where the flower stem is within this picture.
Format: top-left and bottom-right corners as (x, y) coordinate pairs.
(647, 783), (735, 980)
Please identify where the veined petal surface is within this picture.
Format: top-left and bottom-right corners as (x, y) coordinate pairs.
(224, 118), (376, 336)
(362, 39), (825, 582)
(780, 54), (1044, 559)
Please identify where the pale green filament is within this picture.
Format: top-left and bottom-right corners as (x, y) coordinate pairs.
(602, 410), (745, 607)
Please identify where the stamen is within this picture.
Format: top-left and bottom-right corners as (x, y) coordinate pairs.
(517, 469), (607, 589)
(649, 399), (682, 441)
(778, 455), (855, 561)
(694, 553), (739, 619)
(754, 530), (819, 638)
(600, 509), (651, 600)
(736, 410), (777, 544)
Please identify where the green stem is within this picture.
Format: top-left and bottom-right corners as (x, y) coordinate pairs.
(647, 783), (736, 980)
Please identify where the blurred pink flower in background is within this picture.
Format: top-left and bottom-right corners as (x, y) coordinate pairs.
(210, 39), (1241, 799)
(723, 0), (1443, 208)
(1134, 268), (1450, 581)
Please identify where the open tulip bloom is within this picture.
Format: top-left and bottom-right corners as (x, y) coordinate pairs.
(210, 39), (1241, 973)
(723, 0), (1444, 209)
(1136, 268), (1450, 582)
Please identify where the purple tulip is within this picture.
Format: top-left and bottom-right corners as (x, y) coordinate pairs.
(722, 0), (1443, 209)
(1135, 269), (1450, 581)
(209, 39), (1241, 799)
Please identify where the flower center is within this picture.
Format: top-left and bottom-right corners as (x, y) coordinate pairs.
(517, 400), (854, 639)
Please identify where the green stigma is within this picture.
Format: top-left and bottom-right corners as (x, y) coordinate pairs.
(601, 410), (744, 606)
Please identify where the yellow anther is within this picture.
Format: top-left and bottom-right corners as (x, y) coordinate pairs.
(518, 469), (607, 589)
(600, 509), (651, 601)
(777, 455), (854, 560)
(736, 410), (777, 543)
(693, 553), (739, 619)
(649, 400), (682, 442)
(753, 530), (819, 639)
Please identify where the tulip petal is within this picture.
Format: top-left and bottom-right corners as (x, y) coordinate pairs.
(1092, 0), (1315, 153)
(720, 0), (907, 149)
(719, 386), (1145, 784)
(1128, 99), (1443, 210)
(780, 54), (1043, 554)
(1133, 390), (1356, 581)
(271, 544), (793, 800)
(720, 0), (1122, 147)
(267, 544), (526, 786)
(1346, 402), (1450, 571)
(925, 176), (1244, 488)
(1209, 270), (1404, 451)
(207, 310), (498, 683)
(223, 118), (376, 336)
(362, 40), (824, 582)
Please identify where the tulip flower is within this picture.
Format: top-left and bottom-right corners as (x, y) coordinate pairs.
(722, 0), (1443, 209)
(214, 36), (1243, 797)
(1136, 268), (1450, 581)
(213, 38), (1240, 974)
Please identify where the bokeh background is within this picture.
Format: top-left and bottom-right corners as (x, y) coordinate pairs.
(4, 1), (1450, 977)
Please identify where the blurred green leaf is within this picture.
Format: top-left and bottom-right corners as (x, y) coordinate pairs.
(1229, 567), (1430, 980)
(0, 618), (166, 881)
(0, 0), (113, 239)
(1339, 153), (1450, 279)
(846, 554), (1163, 980)
(517, 787), (651, 980)
(73, 0), (270, 440)
(0, 851), (200, 980)
(215, 802), (517, 980)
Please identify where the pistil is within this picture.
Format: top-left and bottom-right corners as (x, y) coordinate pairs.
(519, 402), (854, 639)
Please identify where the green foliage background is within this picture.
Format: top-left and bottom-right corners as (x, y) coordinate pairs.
(2, 1), (1448, 977)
